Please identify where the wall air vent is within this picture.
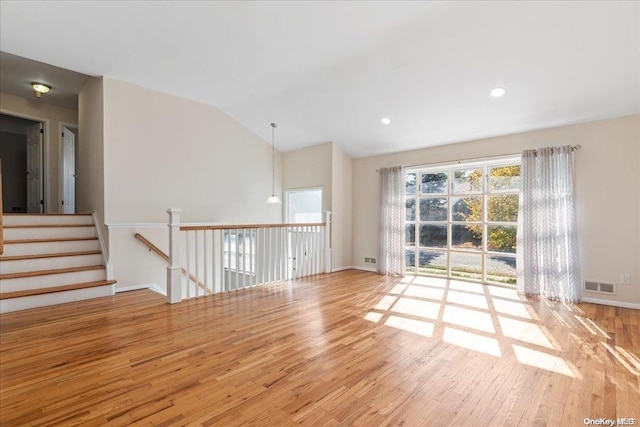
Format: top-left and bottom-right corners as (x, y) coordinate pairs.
(584, 280), (616, 295)
(585, 281), (598, 291)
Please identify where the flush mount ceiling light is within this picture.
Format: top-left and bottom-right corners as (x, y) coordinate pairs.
(31, 82), (51, 98)
(266, 122), (282, 204)
(381, 117), (391, 125)
(490, 87), (506, 98)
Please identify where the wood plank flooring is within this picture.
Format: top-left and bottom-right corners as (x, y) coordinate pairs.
(0, 270), (638, 426)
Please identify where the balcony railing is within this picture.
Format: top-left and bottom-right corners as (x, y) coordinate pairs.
(166, 209), (332, 303)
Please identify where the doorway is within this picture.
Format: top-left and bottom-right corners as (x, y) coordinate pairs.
(0, 113), (45, 213)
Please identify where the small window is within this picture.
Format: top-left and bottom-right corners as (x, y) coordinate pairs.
(285, 188), (323, 223)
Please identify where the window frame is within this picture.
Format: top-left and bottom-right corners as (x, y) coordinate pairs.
(405, 156), (521, 285)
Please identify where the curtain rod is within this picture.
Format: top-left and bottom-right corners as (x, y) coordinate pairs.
(376, 144), (582, 172)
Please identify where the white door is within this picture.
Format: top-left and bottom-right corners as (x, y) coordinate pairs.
(61, 127), (76, 213)
(26, 123), (43, 213)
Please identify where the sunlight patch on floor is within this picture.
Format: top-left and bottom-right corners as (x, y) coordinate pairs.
(385, 316), (434, 338)
(443, 327), (502, 357)
(492, 298), (531, 319)
(391, 297), (441, 320)
(374, 295), (397, 311)
(443, 305), (495, 333)
(448, 280), (485, 295)
(365, 311), (384, 323)
(602, 343), (640, 376)
(389, 284), (407, 295)
(487, 286), (521, 301)
(512, 345), (575, 377)
(403, 285), (444, 301)
(446, 290), (489, 310)
(574, 316), (611, 339)
(498, 316), (554, 349)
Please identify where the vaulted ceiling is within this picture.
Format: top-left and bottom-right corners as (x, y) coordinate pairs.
(1, 1), (638, 157)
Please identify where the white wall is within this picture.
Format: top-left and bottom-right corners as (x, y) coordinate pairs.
(282, 141), (353, 270)
(352, 114), (640, 306)
(91, 78), (283, 287)
(0, 91), (78, 213)
(331, 143), (353, 270)
(78, 78), (105, 224)
(283, 142), (333, 212)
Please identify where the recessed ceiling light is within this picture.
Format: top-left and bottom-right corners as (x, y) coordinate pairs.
(490, 87), (506, 98)
(381, 117), (391, 125)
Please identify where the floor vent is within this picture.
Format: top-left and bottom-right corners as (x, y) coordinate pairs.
(584, 280), (616, 295)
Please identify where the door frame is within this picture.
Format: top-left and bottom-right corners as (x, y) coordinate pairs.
(59, 122), (78, 213)
(0, 109), (50, 213)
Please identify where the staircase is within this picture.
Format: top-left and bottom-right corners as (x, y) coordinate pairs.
(0, 214), (116, 313)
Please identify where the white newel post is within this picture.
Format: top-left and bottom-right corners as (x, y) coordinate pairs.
(167, 208), (183, 304)
(324, 210), (332, 273)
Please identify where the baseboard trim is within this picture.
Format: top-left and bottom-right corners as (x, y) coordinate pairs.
(332, 266), (354, 273)
(116, 283), (166, 296)
(582, 297), (640, 310)
(349, 266), (378, 273)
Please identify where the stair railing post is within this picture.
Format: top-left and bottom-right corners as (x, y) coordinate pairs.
(324, 210), (332, 273)
(167, 208), (183, 303)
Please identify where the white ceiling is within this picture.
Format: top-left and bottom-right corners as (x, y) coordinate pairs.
(0, 1), (638, 158)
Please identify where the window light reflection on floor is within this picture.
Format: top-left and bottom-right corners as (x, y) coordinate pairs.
(602, 343), (640, 376)
(403, 285), (444, 301)
(442, 305), (495, 333)
(498, 316), (554, 349)
(443, 327), (502, 357)
(512, 344), (576, 377)
(492, 298), (532, 319)
(374, 295), (397, 311)
(385, 315), (434, 338)
(391, 297), (441, 320)
(446, 290), (489, 310)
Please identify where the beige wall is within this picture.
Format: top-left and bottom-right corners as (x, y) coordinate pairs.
(283, 142), (333, 212)
(0, 91), (78, 213)
(353, 114), (640, 306)
(102, 78), (282, 224)
(283, 141), (353, 270)
(78, 78), (105, 224)
(331, 143), (353, 270)
(92, 78), (283, 287)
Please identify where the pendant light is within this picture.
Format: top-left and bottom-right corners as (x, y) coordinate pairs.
(266, 122), (281, 204)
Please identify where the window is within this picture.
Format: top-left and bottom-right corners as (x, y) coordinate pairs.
(405, 159), (520, 285)
(285, 188), (323, 223)
(224, 229), (256, 274)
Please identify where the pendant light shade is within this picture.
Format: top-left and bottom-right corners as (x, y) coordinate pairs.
(266, 122), (281, 204)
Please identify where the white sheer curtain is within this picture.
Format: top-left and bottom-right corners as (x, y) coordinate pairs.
(378, 166), (406, 276)
(516, 146), (581, 302)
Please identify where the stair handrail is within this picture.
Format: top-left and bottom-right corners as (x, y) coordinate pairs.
(134, 232), (211, 295)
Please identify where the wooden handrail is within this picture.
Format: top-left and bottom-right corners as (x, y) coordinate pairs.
(180, 222), (326, 232)
(0, 159), (3, 255)
(134, 233), (211, 295)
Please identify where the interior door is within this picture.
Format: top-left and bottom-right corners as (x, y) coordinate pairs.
(61, 126), (76, 213)
(26, 123), (43, 213)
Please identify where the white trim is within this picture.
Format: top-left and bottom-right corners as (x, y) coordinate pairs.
(331, 266), (354, 272)
(116, 283), (166, 296)
(350, 265), (378, 273)
(106, 223), (166, 229)
(582, 297), (640, 310)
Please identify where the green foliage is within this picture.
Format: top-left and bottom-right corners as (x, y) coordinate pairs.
(456, 166), (520, 252)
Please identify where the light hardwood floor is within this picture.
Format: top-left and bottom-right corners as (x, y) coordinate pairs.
(1, 270), (638, 426)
